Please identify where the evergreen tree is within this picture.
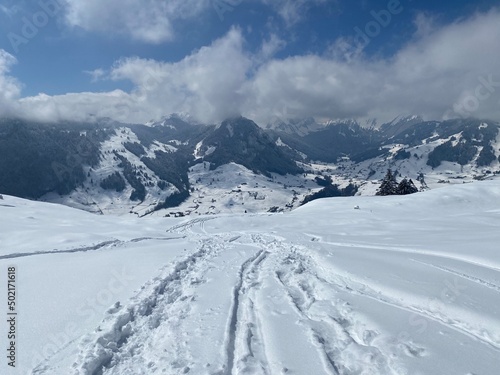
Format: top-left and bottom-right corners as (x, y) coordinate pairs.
(397, 178), (418, 195)
(376, 169), (398, 196)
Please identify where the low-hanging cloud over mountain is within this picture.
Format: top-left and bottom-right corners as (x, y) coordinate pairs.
(1, 7), (500, 125)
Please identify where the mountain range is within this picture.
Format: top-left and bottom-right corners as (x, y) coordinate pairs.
(0, 115), (498, 216)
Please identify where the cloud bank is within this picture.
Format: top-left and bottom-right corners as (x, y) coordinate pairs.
(2, 8), (500, 125)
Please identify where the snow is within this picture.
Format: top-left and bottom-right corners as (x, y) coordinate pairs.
(194, 141), (204, 159)
(451, 132), (463, 147)
(32, 118), (500, 218)
(40, 128), (177, 216)
(145, 141), (177, 158)
(1, 179), (499, 374)
(152, 162), (318, 216)
(204, 146), (216, 156)
(276, 138), (308, 160)
(335, 128), (500, 196)
(169, 140), (187, 146)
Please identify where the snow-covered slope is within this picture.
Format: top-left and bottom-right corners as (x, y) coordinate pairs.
(41, 127), (179, 216)
(153, 162), (318, 216)
(1, 178), (499, 374)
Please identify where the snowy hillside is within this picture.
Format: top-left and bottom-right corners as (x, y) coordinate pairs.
(1, 179), (499, 374)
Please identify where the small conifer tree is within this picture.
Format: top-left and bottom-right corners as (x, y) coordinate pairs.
(376, 169), (398, 196)
(397, 178), (418, 195)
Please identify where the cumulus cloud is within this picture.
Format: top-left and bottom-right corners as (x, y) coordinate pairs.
(244, 8), (500, 123)
(16, 28), (250, 123)
(7, 8), (500, 125)
(108, 27), (251, 122)
(256, 34), (286, 62)
(62, 0), (211, 43)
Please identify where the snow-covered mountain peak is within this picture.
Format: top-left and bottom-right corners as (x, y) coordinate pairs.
(145, 113), (202, 128)
(323, 118), (360, 129)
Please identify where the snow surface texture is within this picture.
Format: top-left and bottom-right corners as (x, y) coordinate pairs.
(0, 179), (499, 374)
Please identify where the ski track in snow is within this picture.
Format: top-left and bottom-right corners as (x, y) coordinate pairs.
(295, 240), (500, 354)
(320, 240), (500, 275)
(0, 236), (185, 260)
(63, 223), (375, 374)
(71, 236), (230, 375)
(268, 238), (406, 375)
(27, 205), (500, 375)
(224, 248), (269, 375)
(317, 269), (500, 352)
(165, 217), (216, 235)
(411, 259), (500, 293)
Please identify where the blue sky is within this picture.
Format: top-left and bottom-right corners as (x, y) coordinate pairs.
(0, 0), (499, 124)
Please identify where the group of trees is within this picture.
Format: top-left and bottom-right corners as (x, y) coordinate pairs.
(115, 153), (146, 201)
(0, 120), (107, 199)
(427, 140), (477, 168)
(302, 183), (358, 205)
(100, 172), (126, 192)
(376, 169), (419, 196)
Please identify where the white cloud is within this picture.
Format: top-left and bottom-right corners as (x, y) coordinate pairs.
(243, 8), (500, 124)
(256, 34), (286, 62)
(109, 27), (251, 122)
(84, 68), (106, 83)
(17, 28), (250, 123)
(6, 8), (500, 125)
(0, 50), (22, 116)
(61, 0), (331, 41)
(18, 90), (137, 123)
(62, 0), (211, 43)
